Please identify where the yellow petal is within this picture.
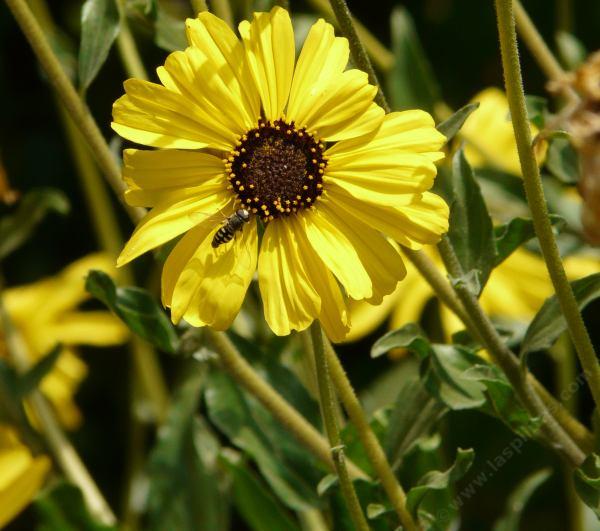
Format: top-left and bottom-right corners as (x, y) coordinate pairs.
(344, 292), (402, 343)
(299, 70), (383, 142)
(118, 186), (232, 266)
(185, 12), (260, 121)
(389, 268), (435, 329)
(169, 219), (258, 329)
(0, 445), (50, 529)
(326, 110), (446, 162)
(239, 7), (295, 120)
(46, 311), (129, 346)
(112, 79), (237, 151)
(287, 19), (349, 124)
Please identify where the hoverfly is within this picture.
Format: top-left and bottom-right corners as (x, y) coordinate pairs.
(211, 208), (252, 248)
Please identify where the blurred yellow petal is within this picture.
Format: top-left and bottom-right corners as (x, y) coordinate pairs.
(46, 312), (129, 346)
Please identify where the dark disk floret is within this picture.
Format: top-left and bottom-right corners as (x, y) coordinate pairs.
(225, 119), (326, 221)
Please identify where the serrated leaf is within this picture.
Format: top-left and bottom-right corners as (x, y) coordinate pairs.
(445, 148), (496, 293)
(574, 453), (600, 519)
(521, 274), (600, 356)
(406, 448), (475, 520)
(556, 31), (587, 70)
(34, 482), (117, 531)
(545, 134), (580, 184)
(204, 370), (323, 511)
(219, 451), (300, 531)
(17, 344), (62, 397)
(436, 103), (480, 143)
(493, 215), (564, 266)
(0, 189), (69, 260)
(85, 270), (179, 353)
(78, 0), (121, 93)
(146, 366), (227, 531)
(493, 468), (552, 531)
(155, 7), (187, 51)
(387, 7), (440, 112)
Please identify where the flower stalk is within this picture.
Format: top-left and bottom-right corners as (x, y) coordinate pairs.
(494, 0), (600, 417)
(4, 0), (143, 224)
(309, 322), (370, 531)
(116, 0), (147, 81)
(323, 338), (419, 531)
(206, 329), (368, 480)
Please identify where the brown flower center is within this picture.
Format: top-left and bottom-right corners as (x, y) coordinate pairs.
(225, 119), (326, 221)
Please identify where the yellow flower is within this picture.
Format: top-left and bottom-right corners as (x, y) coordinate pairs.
(461, 87), (545, 175)
(348, 246), (599, 344)
(1, 254), (129, 428)
(112, 7), (448, 341)
(0, 426), (50, 528)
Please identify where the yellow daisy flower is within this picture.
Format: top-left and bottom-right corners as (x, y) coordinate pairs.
(1, 254), (129, 428)
(112, 7), (448, 341)
(347, 246), (599, 344)
(461, 87), (545, 175)
(0, 426), (50, 528)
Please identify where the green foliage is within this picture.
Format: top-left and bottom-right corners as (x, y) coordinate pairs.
(406, 448), (475, 521)
(521, 273), (600, 356)
(219, 450), (300, 531)
(492, 469), (552, 531)
(155, 7), (187, 52)
(85, 270), (179, 353)
(146, 366), (228, 531)
(556, 31), (587, 70)
(436, 103), (480, 143)
(574, 453), (600, 519)
(17, 344), (62, 397)
(444, 149), (496, 294)
(523, 95), (548, 129)
(387, 7), (440, 112)
(78, 0), (121, 93)
(34, 482), (117, 531)
(545, 133), (580, 184)
(0, 189), (69, 261)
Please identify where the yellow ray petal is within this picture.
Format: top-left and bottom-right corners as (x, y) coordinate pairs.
(117, 186), (232, 266)
(345, 292), (402, 343)
(169, 220), (258, 330)
(287, 19), (349, 124)
(258, 219), (320, 336)
(239, 7), (295, 121)
(46, 312), (129, 346)
(112, 79), (237, 151)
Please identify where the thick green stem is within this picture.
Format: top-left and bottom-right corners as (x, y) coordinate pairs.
(323, 338), (419, 531)
(4, 0), (143, 223)
(309, 323), (370, 531)
(0, 304), (116, 525)
(438, 238), (584, 466)
(116, 0), (147, 81)
(207, 329), (367, 480)
(495, 0), (600, 415)
(327, 0), (389, 112)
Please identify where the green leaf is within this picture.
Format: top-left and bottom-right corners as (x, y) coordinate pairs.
(18, 344), (62, 397)
(545, 133), (580, 184)
(556, 31), (587, 70)
(147, 366), (228, 531)
(493, 215), (565, 266)
(219, 450), (300, 531)
(371, 323), (429, 359)
(445, 148), (497, 293)
(524, 95), (548, 129)
(85, 270), (179, 353)
(204, 370), (323, 511)
(436, 103), (480, 143)
(521, 274), (600, 356)
(0, 189), (69, 260)
(78, 0), (121, 93)
(493, 469), (552, 531)
(155, 7), (187, 51)
(574, 453), (600, 519)
(406, 448), (475, 520)
(34, 482), (117, 531)
(387, 7), (440, 112)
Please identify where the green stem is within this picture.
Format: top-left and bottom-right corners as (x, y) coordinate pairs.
(206, 329), (368, 480)
(438, 238), (584, 466)
(190, 0), (208, 14)
(116, 0), (148, 81)
(210, 0), (233, 27)
(4, 0), (143, 223)
(323, 338), (419, 531)
(327, 0), (389, 112)
(0, 303), (116, 525)
(309, 323), (370, 531)
(495, 0), (600, 415)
